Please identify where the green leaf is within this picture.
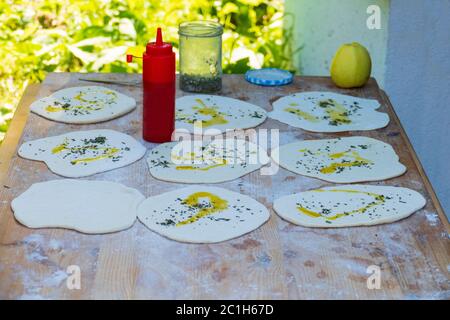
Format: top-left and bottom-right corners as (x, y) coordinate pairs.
(223, 57), (250, 74)
(0, 0), (297, 139)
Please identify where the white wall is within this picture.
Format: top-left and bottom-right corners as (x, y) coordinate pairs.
(285, 0), (389, 85)
(385, 0), (450, 216)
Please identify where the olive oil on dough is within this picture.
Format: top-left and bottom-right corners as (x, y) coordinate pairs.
(269, 91), (389, 132)
(137, 186), (270, 243)
(30, 86), (136, 124)
(147, 138), (270, 183)
(273, 185), (426, 228)
(175, 94), (267, 134)
(18, 129), (146, 178)
(271, 136), (406, 183)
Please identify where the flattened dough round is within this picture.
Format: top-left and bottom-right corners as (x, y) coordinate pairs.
(18, 129), (146, 178)
(137, 186), (270, 243)
(147, 138), (270, 183)
(12, 180), (145, 234)
(273, 185), (426, 228)
(175, 94), (267, 134)
(271, 136), (406, 183)
(268, 91), (389, 132)
(30, 86), (136, 124)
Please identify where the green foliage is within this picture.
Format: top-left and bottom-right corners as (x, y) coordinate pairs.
(0, 0), (298, 143)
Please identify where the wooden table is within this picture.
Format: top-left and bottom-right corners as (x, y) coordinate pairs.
(0, 73), (448, 300)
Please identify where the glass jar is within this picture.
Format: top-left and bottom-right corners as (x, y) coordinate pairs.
(178, 21), (223, 93)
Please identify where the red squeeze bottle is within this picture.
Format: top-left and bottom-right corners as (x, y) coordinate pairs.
(128, 28), (175, 143)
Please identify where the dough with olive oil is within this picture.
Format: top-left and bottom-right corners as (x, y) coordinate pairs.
(30, 86), (136, 124)
(176, 95), (267, 135)
(137, 186), (270, 243)
(268, 91), (389, 132)
(147, 138), (270, 183)
(273, 185), (426, 228)
(271, 136), (406, 183)
(18, 129), (146, 178)
(12, 180), (144, 234)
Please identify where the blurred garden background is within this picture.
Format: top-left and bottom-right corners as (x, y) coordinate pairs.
(0, 0), (297, 143)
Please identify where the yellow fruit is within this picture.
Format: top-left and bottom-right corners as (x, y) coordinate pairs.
(330, 42), (372, 88)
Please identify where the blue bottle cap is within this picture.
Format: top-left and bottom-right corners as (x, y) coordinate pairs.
(245, 68), (293, 86)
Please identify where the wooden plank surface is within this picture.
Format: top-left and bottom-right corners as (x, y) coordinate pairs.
(0, 84), (40, 186)
(0, 73), (448, 300)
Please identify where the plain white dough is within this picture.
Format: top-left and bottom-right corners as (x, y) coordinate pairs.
(147, 138), (270, 183)
(273, 185), (426, 228)
(18, 129), (146, 178)
(137, 186), (270, 243)
(12, 179), (145, 234)
(268, 91), (389, 132)
(175, 94), (267, 135)
(271, 136), (406, 183)
(30, 86), (136, 124)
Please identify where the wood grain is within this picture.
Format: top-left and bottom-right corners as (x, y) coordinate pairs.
(0, 84), (40, 186)
(0, 73), (448, 300)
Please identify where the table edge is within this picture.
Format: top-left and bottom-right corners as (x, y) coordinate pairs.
(0, 84), (40, 186)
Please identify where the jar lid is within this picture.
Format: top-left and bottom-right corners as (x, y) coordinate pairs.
(245, 68), (293, 86)
(178, 21), (223, 37)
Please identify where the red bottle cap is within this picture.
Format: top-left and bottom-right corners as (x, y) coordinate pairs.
(141, 27), (175, 84)
(126, 28), (172, 62)
(146, 28), (172, 56)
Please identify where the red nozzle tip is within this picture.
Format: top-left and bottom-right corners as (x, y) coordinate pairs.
(156, 27), (163, 45)
(126, 54), (133, 63)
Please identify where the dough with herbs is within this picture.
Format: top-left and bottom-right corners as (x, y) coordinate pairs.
(12, 179), (144, 234)
(273, 185), (426, 228)
(137, 186), (270, 243)
(176, 95), (267, 134)
(271, 136), (406, 183)
(30, 86), (136, 124)
(268, 91), (389, 132)
(147, 138), (270, 183)
(18, 129), (146, 178)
